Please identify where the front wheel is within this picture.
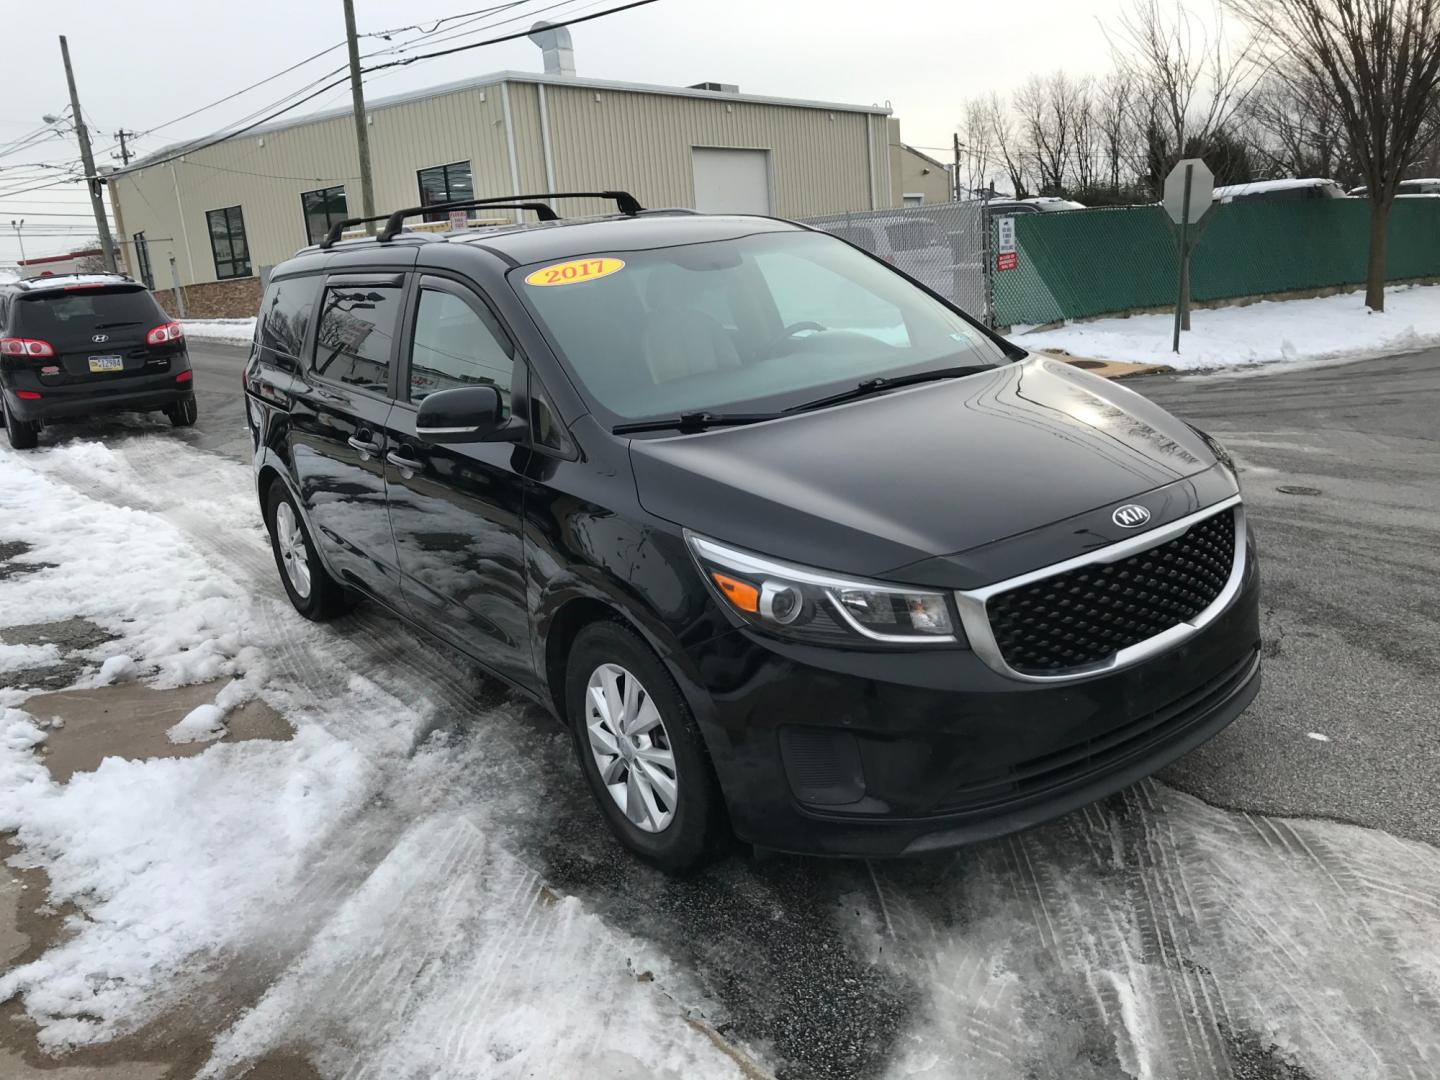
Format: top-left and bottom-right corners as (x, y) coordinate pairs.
(265, 482), (352, 620)
(565, 621), (727, 873)
(3, 396), (39, 450)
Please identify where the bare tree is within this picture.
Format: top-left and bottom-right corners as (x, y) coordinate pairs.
(1095, 72), (1142, 191)
(1070, 77), (1101, 191)
(1111, 0), (1266, 192)
(965, 92), (1031, 197)
(1015, 74), (1083, 193)
(1229, 0), (1440, 310)
(1242, 70), (1351, 179)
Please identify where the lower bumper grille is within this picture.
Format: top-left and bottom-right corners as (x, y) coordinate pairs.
(937, 647), (1259, 814)
(987, 507), (1238, 675)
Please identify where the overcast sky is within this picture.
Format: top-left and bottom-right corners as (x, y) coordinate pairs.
(0, 0), (1142, 263)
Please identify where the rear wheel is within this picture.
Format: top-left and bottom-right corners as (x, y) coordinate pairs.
(265, 482), (352, 620)
(2, 396), (39, 450)
(565, 621), (727, 873)
(166, 395), (198, 427)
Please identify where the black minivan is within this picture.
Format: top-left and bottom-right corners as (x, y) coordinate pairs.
(244, 193), (1260, 871)
(1, 273), (196, 448)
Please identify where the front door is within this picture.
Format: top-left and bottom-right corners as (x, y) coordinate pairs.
(288, 273), (406, 604)
(384, 276), (532, 686)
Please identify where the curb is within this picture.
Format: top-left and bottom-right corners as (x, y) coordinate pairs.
(1036, 350), (1174, 380)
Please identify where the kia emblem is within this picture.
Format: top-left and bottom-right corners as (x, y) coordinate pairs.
(91, 333), (109, 343)
(1112, 504), (1152, 528)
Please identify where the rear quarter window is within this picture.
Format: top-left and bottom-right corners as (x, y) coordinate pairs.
(256, 275), (321, 372)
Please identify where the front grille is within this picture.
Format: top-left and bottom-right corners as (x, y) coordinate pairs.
(937, 647), (1259, 814)
(987, 508), (1237, 675)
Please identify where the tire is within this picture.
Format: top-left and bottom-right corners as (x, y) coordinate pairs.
(565, 621), (727, 873)
(166, 395), (198, 427)
(3, 395), (39, 450)
(264, 481), (352, 620)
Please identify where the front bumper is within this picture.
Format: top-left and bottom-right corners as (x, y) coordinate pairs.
(683, 534), (1262, 857)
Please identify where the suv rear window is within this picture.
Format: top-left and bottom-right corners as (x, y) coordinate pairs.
(12, 287), (165, 346)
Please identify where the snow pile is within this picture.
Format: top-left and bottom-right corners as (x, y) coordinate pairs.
(0, 725), (374, 1047)
(181, 318), (256, 347)
(166, 703), (227, 743)
(0, 641), (60, 675)
(0, 440), (259, 693)
(1015, 283), (1440, 372)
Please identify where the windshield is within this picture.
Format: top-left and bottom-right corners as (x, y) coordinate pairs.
(13, 287), (165, 346)
(514, 230), (1007, 421)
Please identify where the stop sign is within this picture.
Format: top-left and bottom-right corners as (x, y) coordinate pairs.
(1163, 158), (1214, 226)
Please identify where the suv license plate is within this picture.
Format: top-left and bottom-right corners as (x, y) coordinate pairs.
(88, 355), (124, 373)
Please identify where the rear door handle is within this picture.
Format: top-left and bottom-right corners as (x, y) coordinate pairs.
(347, 435), (381, 456)
(386, 449), (425, 475)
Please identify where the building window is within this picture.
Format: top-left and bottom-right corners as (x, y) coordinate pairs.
(301, 185), (348, 246)
(903, 194), (925, 207)
(417, 161), (474, 222)
(133, 232), (154, 289)
(205, 205), (251, 280)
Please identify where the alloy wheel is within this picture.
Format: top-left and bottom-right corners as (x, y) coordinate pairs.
(274, 501), (312, 599)
(585, 662), (679, 833)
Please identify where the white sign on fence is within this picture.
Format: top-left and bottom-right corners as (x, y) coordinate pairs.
(448, 209), (469, 231)
(996, 215), (1017, 254)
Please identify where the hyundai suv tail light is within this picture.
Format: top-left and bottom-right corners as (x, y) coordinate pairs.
(0, 337), (56, 358)
(146, 321), (184, 345)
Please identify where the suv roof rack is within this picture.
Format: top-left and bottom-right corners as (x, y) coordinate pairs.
(378, 191), (643, 242)
(318, 198), (564, 250)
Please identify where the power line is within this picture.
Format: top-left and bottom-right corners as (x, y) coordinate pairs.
(112, 0), (663, 178)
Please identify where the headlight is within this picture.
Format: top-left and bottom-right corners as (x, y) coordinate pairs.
(686, 533), (962, 648)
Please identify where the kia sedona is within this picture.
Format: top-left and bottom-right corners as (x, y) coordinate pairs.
(243, 191), (1260, 872)
(0, 273), (196, 449)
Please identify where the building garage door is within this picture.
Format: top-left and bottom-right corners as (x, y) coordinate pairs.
(691, 147), (772, 214)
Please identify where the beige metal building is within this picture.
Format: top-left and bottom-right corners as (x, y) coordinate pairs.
(887, 120), (954, 206)
(110, 64), (916, 314)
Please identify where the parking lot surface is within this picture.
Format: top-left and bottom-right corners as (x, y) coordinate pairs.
(2, 342), (1436, 1079)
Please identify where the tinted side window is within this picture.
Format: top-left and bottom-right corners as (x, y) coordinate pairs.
(408, 287), (514, 408)
(312, 284), (402, 394)
(257, 276), (321, 371)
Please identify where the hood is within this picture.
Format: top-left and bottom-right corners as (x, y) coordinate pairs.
(629, 356), (1218, 579)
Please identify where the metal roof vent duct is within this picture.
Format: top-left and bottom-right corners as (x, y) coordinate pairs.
(689, 81), (740, 94)
(529, 21), (575, 78)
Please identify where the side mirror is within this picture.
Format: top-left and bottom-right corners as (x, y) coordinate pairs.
(415, 385), (525, 444)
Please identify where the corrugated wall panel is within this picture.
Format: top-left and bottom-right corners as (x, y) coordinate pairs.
(112, 79), (887, 286)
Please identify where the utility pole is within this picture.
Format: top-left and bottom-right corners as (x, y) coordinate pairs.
(954, 133), (962, 201)
(10, 220), (27, 267)
(342, 0), (377, 233)
(113, 129), (140, 166)
(58, 35), (117, 273)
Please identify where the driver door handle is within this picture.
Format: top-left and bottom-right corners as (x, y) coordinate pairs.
(347, 434), (381, 455)
(386, 449), (425, 474)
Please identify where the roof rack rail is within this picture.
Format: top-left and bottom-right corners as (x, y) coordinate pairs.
(318, 196), (567, 249)
(378, 191), (642, 242)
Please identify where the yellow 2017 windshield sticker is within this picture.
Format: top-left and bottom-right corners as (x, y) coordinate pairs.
(524, 257), (625, 287)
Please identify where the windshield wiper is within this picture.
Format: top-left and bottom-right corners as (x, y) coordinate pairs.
(785, 365), (995, 414)
(613, 411), (783, 435)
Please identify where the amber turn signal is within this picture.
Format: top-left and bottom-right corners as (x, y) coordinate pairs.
(710, 572), (760, 613)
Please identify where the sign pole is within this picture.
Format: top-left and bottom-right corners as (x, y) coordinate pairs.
(1172, 163), (1193, 354)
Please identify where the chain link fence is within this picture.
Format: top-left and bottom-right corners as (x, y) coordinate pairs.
(800, 201), (992, 324)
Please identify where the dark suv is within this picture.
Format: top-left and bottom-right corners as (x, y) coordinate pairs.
(1, 273), (196, 448)
(244, 192), (1260, 872)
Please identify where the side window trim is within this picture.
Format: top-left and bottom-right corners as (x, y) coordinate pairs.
(306, 271), (410, 403)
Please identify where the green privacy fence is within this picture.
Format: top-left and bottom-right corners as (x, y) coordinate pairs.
(991, 198), (1440, 326)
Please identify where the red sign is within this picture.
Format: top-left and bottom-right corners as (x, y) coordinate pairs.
(996, 252), (1018, 272)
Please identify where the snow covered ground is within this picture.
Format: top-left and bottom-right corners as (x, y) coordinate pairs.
(1014, 283), (1440, 372)
(180, 318), (256, 347)
(2, 430), (1439, 1079)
